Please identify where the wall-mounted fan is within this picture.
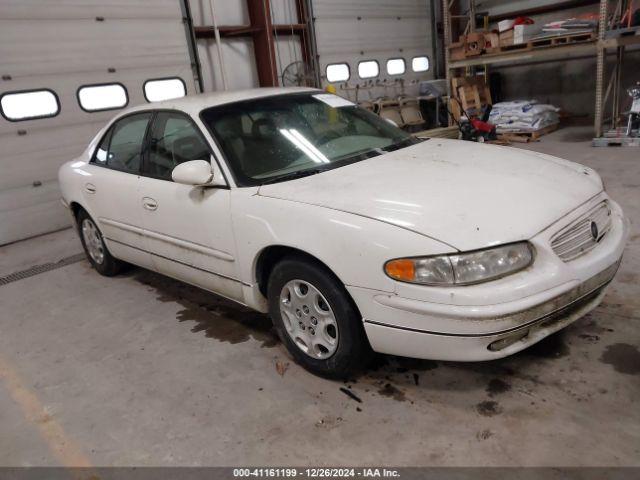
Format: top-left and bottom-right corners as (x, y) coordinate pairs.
(281, 61), (316, 87)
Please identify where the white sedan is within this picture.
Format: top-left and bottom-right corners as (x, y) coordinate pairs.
(59, 87), (628, 377)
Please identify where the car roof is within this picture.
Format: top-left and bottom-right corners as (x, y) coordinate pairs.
(125, 86), (321, 116)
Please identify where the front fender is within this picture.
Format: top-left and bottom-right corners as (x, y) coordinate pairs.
(231, 190), (455, 309)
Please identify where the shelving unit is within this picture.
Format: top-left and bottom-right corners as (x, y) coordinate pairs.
(441, 0), (640, 139)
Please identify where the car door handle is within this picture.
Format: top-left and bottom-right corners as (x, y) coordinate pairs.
(142, 197), (158, 211)
(84, 183), (96, 194)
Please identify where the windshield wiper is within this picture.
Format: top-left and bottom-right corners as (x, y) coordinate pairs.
(260, 167), (327, 185)
(381, 137), (423, 153)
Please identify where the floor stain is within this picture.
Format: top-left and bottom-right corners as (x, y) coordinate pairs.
(315, 415), (343, 429)
(578, 333), (600, 343)
(579, 317), (615, 335)
(135, 270), (279, 348)
(476, 429), (494, 441)
(476, 400), (503, 417)
(486, 378), (511, 397)
(600, 343), (640, 375)
(378, 383), (406, 402)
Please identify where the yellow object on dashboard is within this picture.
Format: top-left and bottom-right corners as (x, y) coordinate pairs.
(325, 85), (338, 123)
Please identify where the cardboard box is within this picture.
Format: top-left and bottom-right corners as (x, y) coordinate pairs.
(464, 32), (485, 56)
(499, 30), (514, 47)
(513, 24), (539, 44)
(484, 32), (500, 53)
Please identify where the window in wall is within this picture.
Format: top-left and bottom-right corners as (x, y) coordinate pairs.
(145, 112), (210, 180)
(386, 58), (406, 76)
(326, 63), (350, 83)
(92, 112), (151, 174)
(0, 89), (59, 121)
(144, 78), (186, 103)
(412, 56), (430, 72)
(358, 60), (379, 79)
(78, 83), (128, 112)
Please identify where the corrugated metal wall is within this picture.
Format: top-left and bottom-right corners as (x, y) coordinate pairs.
(0, 0), (197, 245)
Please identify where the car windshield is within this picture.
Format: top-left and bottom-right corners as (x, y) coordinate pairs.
(200, 92), (421, 186)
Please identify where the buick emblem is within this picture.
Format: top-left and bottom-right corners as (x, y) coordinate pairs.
(590, 221), (599, 240)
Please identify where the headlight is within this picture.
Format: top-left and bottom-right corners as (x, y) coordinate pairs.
(384, 242), (533, 286)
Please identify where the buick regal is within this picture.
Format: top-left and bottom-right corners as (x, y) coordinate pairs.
(58, 87), (628, 377)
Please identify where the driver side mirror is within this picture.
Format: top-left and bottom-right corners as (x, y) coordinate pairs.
(171, 158), (227, 187)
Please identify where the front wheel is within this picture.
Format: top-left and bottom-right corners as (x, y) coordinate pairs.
(267, 256), (371, 378)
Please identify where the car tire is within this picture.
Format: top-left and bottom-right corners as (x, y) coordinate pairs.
(267, 255), (372, 379)
(76, 209), (124, 277)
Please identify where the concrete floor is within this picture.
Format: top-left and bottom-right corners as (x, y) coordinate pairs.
(1, 126), (638, 467)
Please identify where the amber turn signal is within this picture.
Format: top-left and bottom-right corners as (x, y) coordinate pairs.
(384, 259), (416, 282)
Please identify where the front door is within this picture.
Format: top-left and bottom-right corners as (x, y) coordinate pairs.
(138, 111), (242, 302)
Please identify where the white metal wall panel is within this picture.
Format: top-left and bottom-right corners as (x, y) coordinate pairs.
(197, 38), (260, 91)
(0, 0), (197, 245)
(189, 0), (249, 25)
(270, 0), (298, 25)
(312, 0), (434, 99)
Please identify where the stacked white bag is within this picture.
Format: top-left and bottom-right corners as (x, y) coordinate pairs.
(489, 100), (560, 133)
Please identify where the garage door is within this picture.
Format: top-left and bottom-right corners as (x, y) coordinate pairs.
(0, 0), (198, 245)
(312, 0), (434, 91)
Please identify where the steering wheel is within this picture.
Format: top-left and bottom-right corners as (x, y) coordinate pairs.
(316, 130), (342, 145)
(251, 118), (278, 139)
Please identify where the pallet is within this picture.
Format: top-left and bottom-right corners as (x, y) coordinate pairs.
(498, 31), (596, 54)
(414, 126), (459, 139)
(497, 124), (559, 143)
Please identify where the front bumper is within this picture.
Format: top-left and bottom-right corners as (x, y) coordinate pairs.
(361, 261), (617, 361)
(348, 193), (628, 361)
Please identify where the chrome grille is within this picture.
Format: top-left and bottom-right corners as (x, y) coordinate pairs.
(551, 201), (612, 261)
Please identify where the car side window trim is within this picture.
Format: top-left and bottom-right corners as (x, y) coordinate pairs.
(90, 111), (154, 176)
(140, 108), (230, 188)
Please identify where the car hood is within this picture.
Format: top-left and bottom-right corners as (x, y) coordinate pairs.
(257, 139), (603, 251)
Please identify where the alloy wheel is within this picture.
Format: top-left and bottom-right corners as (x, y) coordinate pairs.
(279, 279), (339, 359)
(81, 218), (105, 265)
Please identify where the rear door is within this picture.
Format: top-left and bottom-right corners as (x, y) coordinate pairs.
(138, 111), (242, 301)
(82, 112), (154, 269)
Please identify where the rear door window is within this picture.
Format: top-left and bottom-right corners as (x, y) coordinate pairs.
(93, 113), (152, 174)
